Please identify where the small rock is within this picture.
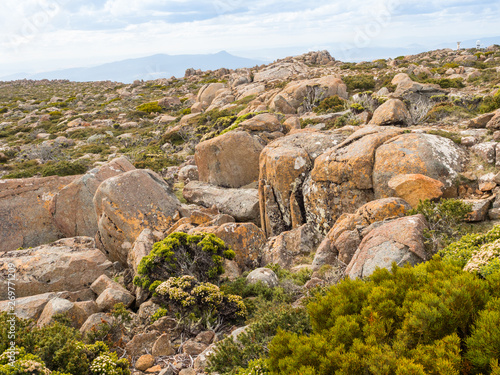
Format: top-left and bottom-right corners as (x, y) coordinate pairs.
(146, 365), (162, 373)
(125, 331), (161, 357)
(182, 340), (207, 356)
(488, 208), (500, 220)
(464, 199), (491, 222)
(95, 288), (135, 311)
(388, 174), (444, 208)
(152, 334), (176, 357)
(135, 354), (155, 371)
(246, 268), (279, 288)
(195, 331), (215, 345)
(179, 369), (196, 375)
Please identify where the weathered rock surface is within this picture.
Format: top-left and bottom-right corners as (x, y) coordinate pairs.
(238, 113), (282, 133)
(312, 198), (411, 269)
(94, 169), (180, 265)
(261, 223), (322, 268)
(96, 287), (135, 311)
(486, 110), (500, 129)
(0, 237), (113, 299)
(0, 292), (58, 320)
(269, 76), (348, 114)
(246, 268), (279, 288)
(192, 222), (266, 269)
(195, 131), (264, 188)
(387, 174), (444, 207)
(373, 133), (465, 199)
(305, 126), (404, 233)
(346, 214), (429, 279)
(0, 174), (78, 252)
(51, 157), (135, 238)
(183, 181), (259, 223)
(369, 99), (411, 126)
(259, 130), (348, 237)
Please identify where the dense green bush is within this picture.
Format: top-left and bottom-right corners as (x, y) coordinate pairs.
(208, 304), (311, 375)
(408, 199), (472, 253)
(41, 160), (87, 177)
(343, 75), (376, 92)
(133, 232), (235, 292)
(136, 102), (163, 113)
(154, 275), (246, 329)
(440, 225), (500, 271)
(479, 91), (500, 113)
(313, 95), (346, 114)
(0, 314), (129, 375)
(265, 257), (500, 375)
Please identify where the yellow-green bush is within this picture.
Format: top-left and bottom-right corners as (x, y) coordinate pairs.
(264, 257), (500, 375)
(133, 232), (235, 291)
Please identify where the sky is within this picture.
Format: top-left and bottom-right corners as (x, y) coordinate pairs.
(0, 0), (499, 75)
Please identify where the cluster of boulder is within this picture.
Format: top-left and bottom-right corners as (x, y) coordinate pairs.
(2, 46), (500, 373)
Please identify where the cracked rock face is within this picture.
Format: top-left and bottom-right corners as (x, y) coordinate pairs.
(0, 237), (113, 300)
(346, 214), (429, 279)
(0, 174), (79, 252)
(93, 169), (180, 265)
(51, 156), (135, 238)
(258, 130), (347, 237)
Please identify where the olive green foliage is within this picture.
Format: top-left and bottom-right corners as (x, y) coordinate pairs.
(266, 257), (500, 375)
(440, 225), (500, 270)
(207, 304), (311, 375)
(425, 102), (472, 122)
(0, 107), (7, 114)
(349, 102), (365, 113)
(132, 146), (181, 171)
(134, 232), (235, 291)
(2, 159), (88, 179)
(154, 275), (246, 329)
(151, 307), (168, 323)
(313, 95), (346, 114)
(343, 75), (376, 92)
(425, 129), (462, 144)
(264, 263), (312, 286)
(479, 91), (500, 113)
(41, 160), (88, 177)
(0, 314), (129, 375)
(136, 102), (163, 114)
(408, 199), (472, 253)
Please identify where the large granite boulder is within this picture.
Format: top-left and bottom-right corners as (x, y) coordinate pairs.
(94, 169), (180, 265)
(0, 174), (78, 252)
(259, 129), (348, 237)
(269, 76), (348, 114)
(183, 181), (259, 223)
(195, 131), (264, 188)
(305, 126), (404, 234)
(312, 197), (411, 268)
(346, 214), (429, 279)
(51, 157), (135, 238)
(0, 237), (113, 299)
(373, 133), (465, 199)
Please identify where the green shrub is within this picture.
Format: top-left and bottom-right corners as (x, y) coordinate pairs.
(0, 314), (130, 375)
(0, 107), (7, 114)
(136, 102), (163, 113)
(479, 92), (500, 113)
(343, 75), (376, 92)
(440, 225), (500, 269)
(208, 304), (311, 375)
(466, 298), (500, 373)
(313, 95), (346, 114)
(267, 258), (492, 375)
(41, 160), (87, 177)
(133, 232), (235, 291)
(151, 307), (168, 323)
(408, 199), (472, 253)
(154, 275), (246, 329)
